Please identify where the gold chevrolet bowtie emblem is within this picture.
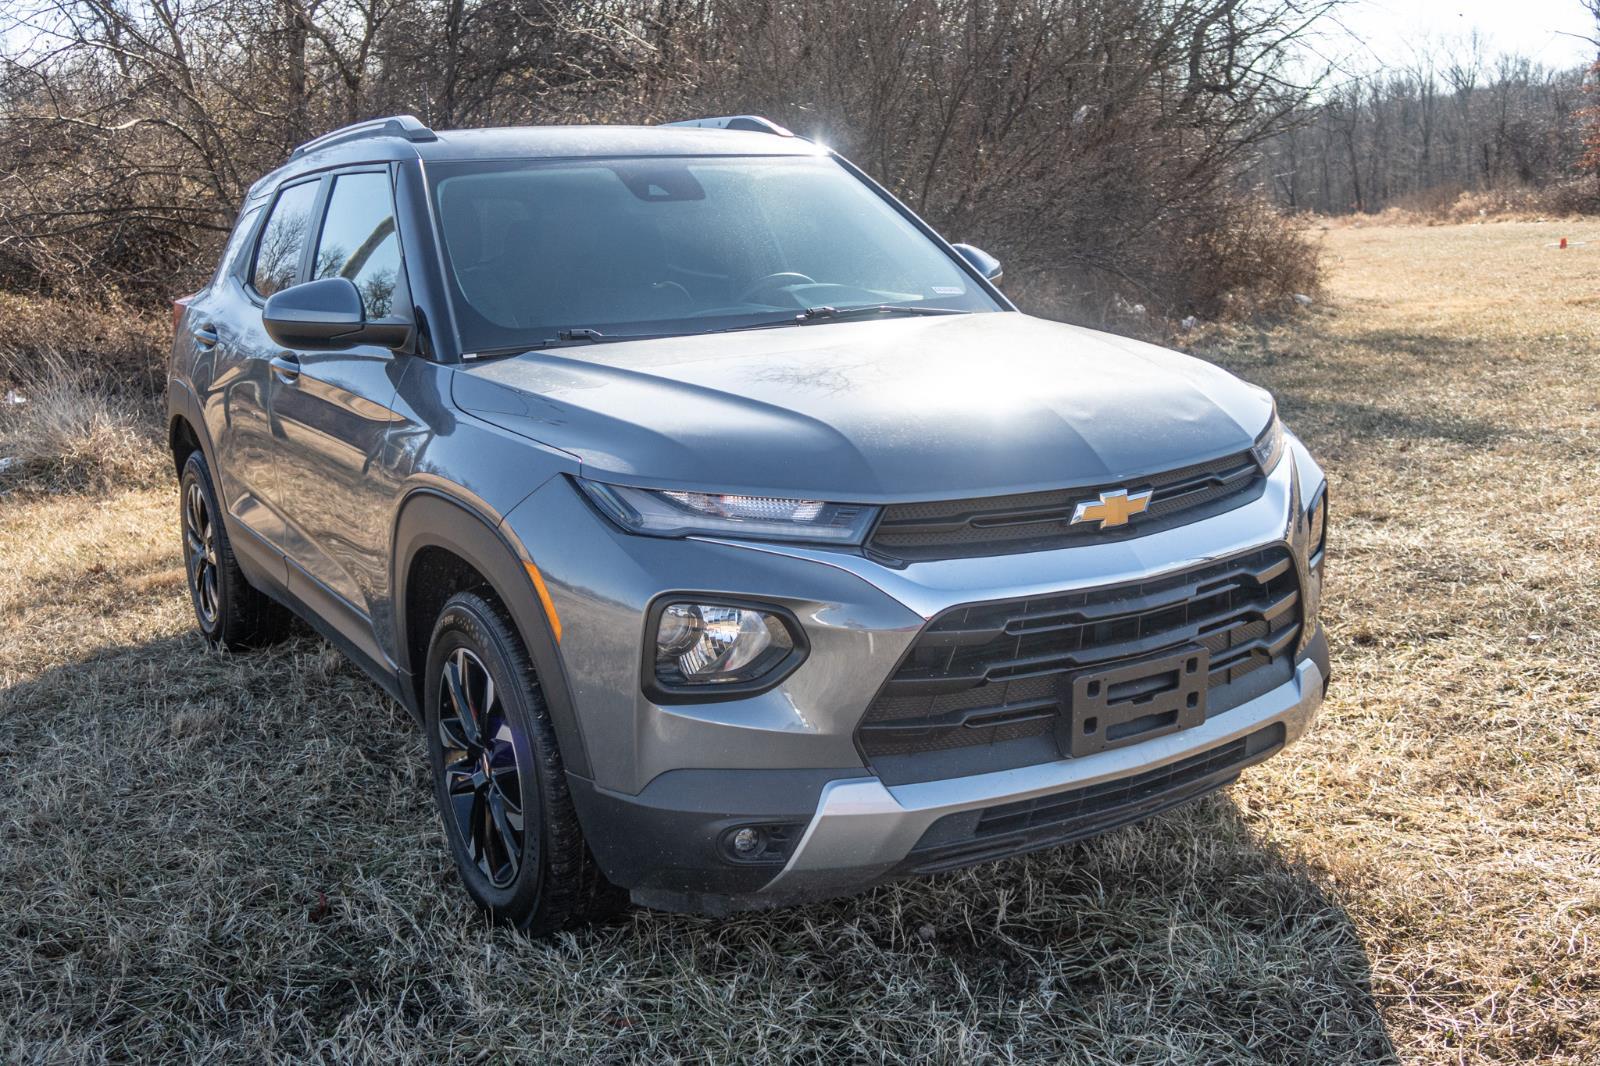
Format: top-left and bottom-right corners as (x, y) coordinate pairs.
(1071, 488), (1153, 529)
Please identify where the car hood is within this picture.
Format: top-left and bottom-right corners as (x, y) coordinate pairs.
(451, 312), (1274, 502)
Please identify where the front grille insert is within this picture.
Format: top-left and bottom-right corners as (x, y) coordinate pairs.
(896, 722), (1286, 876)
(973, 724), (1283, 836)
(857, 546), (1301, 779)
(869, 450), (1263, 562)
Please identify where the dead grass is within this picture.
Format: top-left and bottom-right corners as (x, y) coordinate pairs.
(1, 222), (1598, 1063)
(0, 351), (166, 494)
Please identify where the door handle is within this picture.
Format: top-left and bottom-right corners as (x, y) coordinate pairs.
(192, 324), (219, 347)
(270, 353), (302, 383)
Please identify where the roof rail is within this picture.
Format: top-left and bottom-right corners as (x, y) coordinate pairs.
(290, 114), (438, 159)
(660, 115), (794, 137)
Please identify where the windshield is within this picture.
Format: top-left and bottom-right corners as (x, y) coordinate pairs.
(428, 154), (1001, 352)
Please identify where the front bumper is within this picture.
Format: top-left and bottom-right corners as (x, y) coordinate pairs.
(507, 438), (1328, 912)
(761, 647), (1325, 905)
(572, 634), (1325, 914)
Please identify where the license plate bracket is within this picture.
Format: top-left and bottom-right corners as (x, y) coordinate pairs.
(1059, 645), (1210, 758)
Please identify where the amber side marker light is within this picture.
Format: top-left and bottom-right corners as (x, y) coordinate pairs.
(523, 561), (563, 643)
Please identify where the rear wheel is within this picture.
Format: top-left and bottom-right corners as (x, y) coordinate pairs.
(179, 451), (291, 649)
(423, 591), (623, 932)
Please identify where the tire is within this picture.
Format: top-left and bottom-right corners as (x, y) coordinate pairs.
(179, 451), (292, 650)
(423, 591), (624, 933)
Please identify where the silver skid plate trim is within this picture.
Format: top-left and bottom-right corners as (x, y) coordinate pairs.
(763, 658), (1324, 893)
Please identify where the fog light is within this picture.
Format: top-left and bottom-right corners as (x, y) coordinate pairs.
(652, 602), (801, 689)
(730, 827), (764, 857)
(717, 822), (802, 864)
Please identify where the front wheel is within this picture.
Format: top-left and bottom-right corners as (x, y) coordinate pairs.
(423, 591), (623, 933)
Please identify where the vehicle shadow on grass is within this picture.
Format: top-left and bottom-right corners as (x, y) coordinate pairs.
(695, 787), (1404, 1065)
(0, 635), (1399, 1064)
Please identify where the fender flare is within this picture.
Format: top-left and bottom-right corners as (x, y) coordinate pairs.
(167, 378), (216, 473)
(390, 488), (592, 779)
(168, 379), (261, 566)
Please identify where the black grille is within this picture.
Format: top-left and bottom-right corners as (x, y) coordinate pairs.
(895, 722), (1286, 876)
(857, 546), (1301, 783)
(869, 450), (1263, 562)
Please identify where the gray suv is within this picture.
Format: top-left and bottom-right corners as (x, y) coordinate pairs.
(168, 114), (1330, 932)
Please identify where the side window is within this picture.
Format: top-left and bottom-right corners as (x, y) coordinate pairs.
(252, 180), (320, 297)
(213, 205), (262, 288)
(314, 171), (404, 318)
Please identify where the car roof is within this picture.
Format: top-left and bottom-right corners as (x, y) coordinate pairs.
(245, 124), (822, 205)
(424, 125), (820, 160)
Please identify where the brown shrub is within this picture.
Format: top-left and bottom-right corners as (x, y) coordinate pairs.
(0, 293), (171, 394)
(1382, 184), (1471, 219)
(0, 349), (165, 494)
(996, 195), (1321, 334)
(1161, 197), (1322, 320)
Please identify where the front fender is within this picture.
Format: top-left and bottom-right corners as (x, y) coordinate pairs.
(390, 488), (592, 779)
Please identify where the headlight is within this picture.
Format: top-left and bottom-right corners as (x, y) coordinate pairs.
(1251, 413), (1285, 473)
(650, 601), (806, 694)
(1303, 484), (1328, 643)
(578, 479), (879, 544)
(1307, 485), (1327, 570)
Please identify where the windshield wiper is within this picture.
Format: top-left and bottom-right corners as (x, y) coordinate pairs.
(464, 328), (681, 361)
(463, 306), (973, 360)
(703, 304), (971, 338)
(796, 304), (969, 322)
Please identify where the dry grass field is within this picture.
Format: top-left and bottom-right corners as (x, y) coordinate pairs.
(2, 221), (1597, 1063)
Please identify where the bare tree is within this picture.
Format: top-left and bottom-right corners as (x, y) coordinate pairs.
(1, 0), (1332, 326)
(1252, 33), (1595, 215)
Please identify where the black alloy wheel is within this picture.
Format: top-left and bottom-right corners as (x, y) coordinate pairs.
(422, 591), (624, 932)
(177, 450), (290, 649)
(436, 646), (527, 888)
(183, 477), (221, 628)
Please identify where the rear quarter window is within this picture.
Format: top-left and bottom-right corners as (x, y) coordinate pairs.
(212, 205), (262, 289)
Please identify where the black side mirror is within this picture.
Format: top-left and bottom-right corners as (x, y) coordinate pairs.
(262, 277), (410, 350)
(952, 243), (1003, 285)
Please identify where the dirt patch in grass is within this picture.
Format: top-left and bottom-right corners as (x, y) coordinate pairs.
(2, 222), (1597, 1063)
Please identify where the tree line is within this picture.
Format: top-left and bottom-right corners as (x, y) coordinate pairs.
(1252, 37), (1600, 216)
(0, 0), (1338, 328)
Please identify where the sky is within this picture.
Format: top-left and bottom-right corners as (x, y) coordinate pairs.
(1313, 0), (1599, 75)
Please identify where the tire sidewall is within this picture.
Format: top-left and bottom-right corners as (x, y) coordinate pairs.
(423, 597), (547, 921)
